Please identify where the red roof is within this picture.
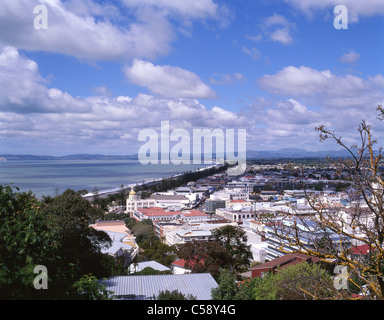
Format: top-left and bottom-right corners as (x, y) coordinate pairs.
(172, 257), (204, 268)
(251, 253), (321, 278)
(350, 244), (370, 255)
(139, 207), (180, 216)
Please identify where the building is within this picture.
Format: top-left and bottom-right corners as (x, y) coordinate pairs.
(171, 258), (192, 274)
(215, 207), (255, 222)
(90, 220), (139, 265)
(226, 199), (253, 209)
(263, 218), (347, 260)
(148, 194), (190, 209)
(100, 273), (218, 300)
(133, 207), (179, 222)
(165, 222), (237, 245)
(205, 199), (226, 214)
(126, 187), (156, 215)
(129, 261), (171, 274)
(133, 207), (210, 223)
(250, 253), (321, 278)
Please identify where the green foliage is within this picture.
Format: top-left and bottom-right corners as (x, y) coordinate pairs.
(131, 219), (155, 244)
(211, 225), (253, 274)
(177, 240), (226, 278)
(136, 236), (177, 267)
(157, 289), (196, 300)
(177, 225), (252, 279)
(247, 262), (335, 300)
(0, 186), (117, 299)
(0, 185), (54, 299)
(71, 274), (112, 300)
(211, 269), (239, 300)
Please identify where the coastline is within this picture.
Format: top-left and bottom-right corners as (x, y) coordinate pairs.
(82, 163), (224, 199)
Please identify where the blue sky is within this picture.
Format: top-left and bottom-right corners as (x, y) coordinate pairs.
(0, 0), (384, 156)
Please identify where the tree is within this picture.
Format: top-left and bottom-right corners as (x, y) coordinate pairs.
(211, 225), (253, 274)
(273, 262), (336, 300)
(71, 274), (112, 300)
(177, 240), (226, 278)
(0, 186), (120, 299)
(40, 189), (114, 297)
(211, 269), (239, 300)
(0, 185), (54, 299)
(157, 289), (196, 300)
(257, 110), (384, 299)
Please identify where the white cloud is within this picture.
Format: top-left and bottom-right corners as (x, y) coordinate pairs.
(122, 0), (219, 19)
(124, 59), (216, 99)
(246, 14), (296, 46)
(270, 28), (294, 45)
(0, 46), (91, 114)
(0, 0), (175, 61)
(258, 66), (332, 96)
(282, 0), (384, 22)
(209, 72), (246, 85)
(253, 64), (384, 150)
(340, 50), (360, 64)
(0, 46), (252, 154)
(0, 0), (229, 62)
(242, 46), (262, 60)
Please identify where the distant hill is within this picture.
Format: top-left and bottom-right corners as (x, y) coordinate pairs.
(0, 149), (353, 161)
(245, 148), (352, 159)
(0, 154), (138, 161)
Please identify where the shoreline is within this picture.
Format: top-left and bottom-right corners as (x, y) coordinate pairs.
(82, 163), (224, 199)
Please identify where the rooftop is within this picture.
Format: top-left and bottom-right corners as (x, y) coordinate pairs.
(100, 273), (217, 300)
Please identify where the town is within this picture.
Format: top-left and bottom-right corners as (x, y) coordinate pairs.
(85, 157), (382, 300)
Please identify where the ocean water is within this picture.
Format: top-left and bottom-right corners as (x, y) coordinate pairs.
(0, 160), (209, 198)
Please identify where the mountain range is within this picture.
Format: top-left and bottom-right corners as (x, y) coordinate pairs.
(0, 148), (353, 161)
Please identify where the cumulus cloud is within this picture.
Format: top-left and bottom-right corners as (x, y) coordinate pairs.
(123, 59), (216, 99)
(0, 0), (229, 62)
(340, 50), (360, 64)
(0, 46), (91, 114)
(0, 46), (251, 154)
(257, 65), (377, 102)
(282, 0), (384, 22)
(252, 64), (384, 150)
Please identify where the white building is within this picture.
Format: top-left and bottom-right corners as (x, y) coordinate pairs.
(126, 187), (156, 215)
(215, 207), (255, 222)
(165, 222), (237, 246)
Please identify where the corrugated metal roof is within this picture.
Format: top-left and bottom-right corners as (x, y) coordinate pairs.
(100, 273), (217, 300)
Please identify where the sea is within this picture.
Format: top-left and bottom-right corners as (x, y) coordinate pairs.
(0, 160), (211, 198)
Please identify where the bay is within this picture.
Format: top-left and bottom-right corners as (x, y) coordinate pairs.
(0, 160), (210, 198)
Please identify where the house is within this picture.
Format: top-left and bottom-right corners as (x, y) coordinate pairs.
(129, 261), (171, 274)
(171, 258), (192, 274)
(100, 273), (218, 300)
(90, 221), (139, 266)
(349, 244), (371, 263)
(99, 231), (139, 267)
(250, 253), (321, 278)
(90, 220), (136, 246)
